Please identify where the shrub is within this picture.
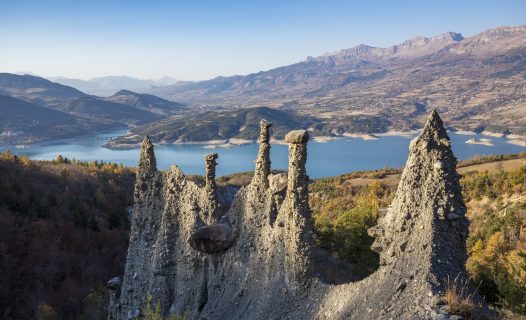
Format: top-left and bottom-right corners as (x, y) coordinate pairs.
(442, 275), (476, 318)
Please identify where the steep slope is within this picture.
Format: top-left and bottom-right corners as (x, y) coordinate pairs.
(105, 90), (186, 115)
(110, 111), (492, 319)
(0, 95), (113, 144)
(149, 25), (526, 133)
(0, 155), (134, 320)
(65, 96), (161, 125)
(0, 73), (87, 110)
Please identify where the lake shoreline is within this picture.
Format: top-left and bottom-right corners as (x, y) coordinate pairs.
(103, 130), (424, 150)
(3, 129), (526, 179)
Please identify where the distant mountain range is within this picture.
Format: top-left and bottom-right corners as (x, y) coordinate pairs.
(50, 76), (181, 96)
(0, 95), (114, 144)
(147, 25), (526, 134)
(0, 73), (86, 109)
(64, 96), (161, 124)
(1, 25), (525, 146)
(0, 73), (187, 144)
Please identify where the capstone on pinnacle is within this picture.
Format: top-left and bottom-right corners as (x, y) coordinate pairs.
(285, 130), (309, 144)
(284, 129), (312, 286)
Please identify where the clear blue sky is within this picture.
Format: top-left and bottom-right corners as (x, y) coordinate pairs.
(1, 0), (524, 81)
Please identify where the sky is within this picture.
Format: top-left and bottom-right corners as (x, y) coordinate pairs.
(1, 0), (525, 81)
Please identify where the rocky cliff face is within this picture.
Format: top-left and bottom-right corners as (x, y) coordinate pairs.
(109, 112), (493, 319)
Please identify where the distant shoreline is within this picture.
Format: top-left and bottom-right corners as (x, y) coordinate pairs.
(104, 130), (423, 150)
(4, 127), (524, 151)
(101, 128), (526, 150)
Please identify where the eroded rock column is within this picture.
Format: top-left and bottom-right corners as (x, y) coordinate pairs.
(370, 109), (470, 292)
(138, 135), (157, 177)
(253, 119), (272, 188)
(205, 152), (219, 222)
(134, 135), (158, 205)
(284, 130), (313, 287)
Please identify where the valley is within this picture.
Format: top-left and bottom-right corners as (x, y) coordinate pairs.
(2, 25), (526, 148)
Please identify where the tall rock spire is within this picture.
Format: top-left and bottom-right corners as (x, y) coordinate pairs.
(253, 119), (272, 188)
(204, 152), (218, 193)
(204, 152), (219, 222)
(138, 135), (157, 176)
(283, 129), (312, 287)
(370, 109), (469, 290)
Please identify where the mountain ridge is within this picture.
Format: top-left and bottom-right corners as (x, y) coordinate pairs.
(65, 96), (161, 125)
(0, 74), (189, 144)
(311, 31), (465, 62)
(147, 24), (526, 133)
(105, 90), (186, 115)
(0, 95), (114, 144)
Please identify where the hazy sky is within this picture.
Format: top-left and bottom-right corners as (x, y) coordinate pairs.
(1, 0), (525, 81)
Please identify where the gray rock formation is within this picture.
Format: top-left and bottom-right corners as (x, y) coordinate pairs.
(109, 111), (493, 319)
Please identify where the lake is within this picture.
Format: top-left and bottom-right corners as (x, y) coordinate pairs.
(1, 130), (525, 178)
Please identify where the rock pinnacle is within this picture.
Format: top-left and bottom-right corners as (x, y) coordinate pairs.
(138, 135), (156, 175)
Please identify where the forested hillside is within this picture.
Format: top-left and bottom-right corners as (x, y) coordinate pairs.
(0, 152), (134, 320)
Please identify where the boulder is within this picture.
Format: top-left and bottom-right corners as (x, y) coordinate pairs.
(285, 130), (309, 144)
(188, 223), (235, 253)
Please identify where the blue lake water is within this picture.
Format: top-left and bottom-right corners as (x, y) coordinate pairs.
(1, 130), (525, 178)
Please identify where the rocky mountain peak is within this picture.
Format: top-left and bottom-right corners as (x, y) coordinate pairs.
(448, 24), (526, 55)
(432, 31), (464, 42)
(311, 30), (465, 64)
(478, 24), (526, 40)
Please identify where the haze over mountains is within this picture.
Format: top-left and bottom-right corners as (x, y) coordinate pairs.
(50, 76), (180, 96)
(1, 25), (525, 146)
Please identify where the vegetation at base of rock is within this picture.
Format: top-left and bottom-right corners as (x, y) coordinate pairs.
(442, 275), (476, 318)
(309, 181), (390, 276)
(462, 167), (526, 314)
(140, 294), (188, 320)
(0, 151), (134, 320)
